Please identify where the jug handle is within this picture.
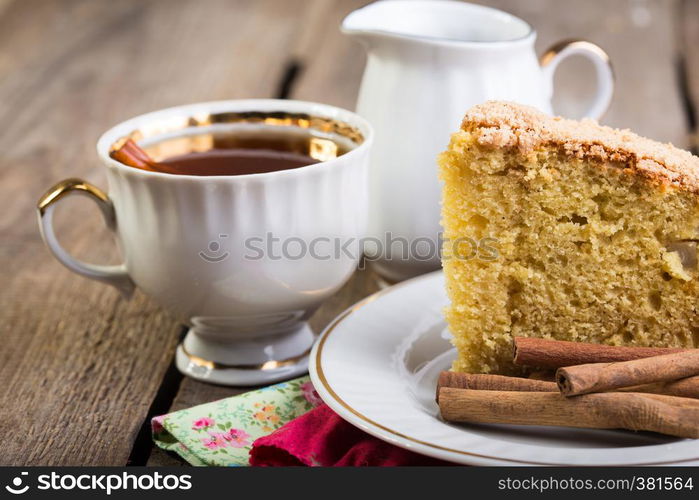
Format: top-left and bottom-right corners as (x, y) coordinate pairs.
(540, 39), (614, 120)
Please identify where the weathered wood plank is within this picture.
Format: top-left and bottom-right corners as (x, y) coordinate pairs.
(482, 0), (687, 145)
(681, 0), (699, 152)
(289, 0), (367, 109)
(0, 0), (307, 465)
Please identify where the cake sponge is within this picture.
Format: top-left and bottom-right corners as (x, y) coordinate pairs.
(439, 101), (699, 375)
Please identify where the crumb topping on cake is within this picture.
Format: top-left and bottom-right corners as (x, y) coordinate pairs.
(462, 101), (699, 192)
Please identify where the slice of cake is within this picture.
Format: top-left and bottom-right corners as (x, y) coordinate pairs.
(439, 101), (699, 375)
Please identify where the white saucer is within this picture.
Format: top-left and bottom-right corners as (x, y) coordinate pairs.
(176, 324), (312, 386)
(309, 271), (699, 466)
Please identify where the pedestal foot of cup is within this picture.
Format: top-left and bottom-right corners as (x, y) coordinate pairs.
(175, 323), (314, 386)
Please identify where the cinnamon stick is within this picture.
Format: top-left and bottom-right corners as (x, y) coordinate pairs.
(438, 387), (699, 438)
(109, 138), (159, 171)
(556, 350), (699, 396)
(435, 372), (555, 402)
(513, 337), (687, 368)
(627, 376), (699, 400)
(438, 371), (699, 400)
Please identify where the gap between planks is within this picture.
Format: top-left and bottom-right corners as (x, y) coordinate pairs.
(679, 0), (699, 154)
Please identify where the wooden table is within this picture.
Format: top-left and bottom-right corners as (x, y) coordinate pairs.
(1, 0), (697, 466)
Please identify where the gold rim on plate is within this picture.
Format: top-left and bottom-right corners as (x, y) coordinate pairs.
(312, 273), (699, 466)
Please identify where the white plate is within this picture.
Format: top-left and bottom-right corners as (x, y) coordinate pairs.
(309, 271), (699, 466)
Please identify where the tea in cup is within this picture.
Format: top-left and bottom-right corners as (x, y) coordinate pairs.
(37, 100), (372, 385)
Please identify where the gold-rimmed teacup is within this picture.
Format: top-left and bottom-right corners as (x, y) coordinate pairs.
(38, 99), (373, 386)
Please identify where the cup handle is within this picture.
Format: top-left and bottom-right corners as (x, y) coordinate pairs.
(540, 39), (614, 120)
(37, 178), (135, 298)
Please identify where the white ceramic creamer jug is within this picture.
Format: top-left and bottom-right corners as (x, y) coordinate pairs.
(343, 0), (614, 282)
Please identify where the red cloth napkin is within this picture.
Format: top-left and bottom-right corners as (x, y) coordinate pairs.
(249, 403), (451, 466)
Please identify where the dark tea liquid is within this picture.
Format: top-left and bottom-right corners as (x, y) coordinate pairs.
(158, 149), (318, 176)
(139, 128), (349, 176)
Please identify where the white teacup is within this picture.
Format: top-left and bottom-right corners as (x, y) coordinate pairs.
(37, 100), (372, 385)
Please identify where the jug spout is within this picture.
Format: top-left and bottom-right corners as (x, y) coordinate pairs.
(342, 1), (533, 49)
(340, 4), (390, 48)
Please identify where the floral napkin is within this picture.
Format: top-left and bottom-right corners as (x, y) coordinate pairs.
(152, 376), (322, 466)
